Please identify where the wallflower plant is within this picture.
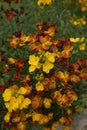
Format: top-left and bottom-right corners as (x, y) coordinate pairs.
(1, 21), (87, 130)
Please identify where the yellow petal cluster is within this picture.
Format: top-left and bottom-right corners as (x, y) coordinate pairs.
(20, 98), (31, 110)
(28, 55), (41, 72)
(18, 87), (27, 95)
(32, 112), (42, 122)
(70, 37), (85, 43)
(43, 98), (52, 108)
(43, 60), (54, 73)
(42, 52), (55, 73)
(36, 82), (44, 91)
(4, 112), (11, 122)
(45, 52), (55, 63)
(38, 0), (54, 6)
(3, 88), (12, 102)
(8, 57), (16, 64)
(79, 43), (86, 50)
(78, 0), (87, 11)
(3, 86), (31, 121)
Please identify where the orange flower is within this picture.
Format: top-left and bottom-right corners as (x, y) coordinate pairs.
(29, 34), (37, 43)
(44, 26), (56, 37)
(55, 71), (69, 83)
(21, 75), (30, 83)
(66, 109), (72, 115)
(40, 35), (52, 50)
(56, 39), (73, 58)
(15, 59), (24, 67)
(8, 58), (16, 64)
(31, 95), (42, 109)
(79, 73), (87, 80)
(70, 75), (80, 82)
(59, 117), (67, 124)
(36, 21), (43, 30)
(14, 73), (20, 80)
(10, 37), (19, 48)
(4, 64), (9, 73)
(63, 39), (73, 51)
(52, 89), (78, 107)
(68, 63), (79, 73)
(57, 50), (71, 58)
(66, 90), (78, 101)
(43, 77), (56, 90)
(16, 122), (26, 130)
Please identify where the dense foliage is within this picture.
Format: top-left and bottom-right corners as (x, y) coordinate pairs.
(0, 0), (87, 130)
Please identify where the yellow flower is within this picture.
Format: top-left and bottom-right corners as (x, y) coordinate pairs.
(80, 18), (86, 25)
(18, 87), (27, 95)
(10, 37), (18, 48)
(29, 65), (36, 72)
(3, 88), (12, 102)
(29, 55), (40, 66)
(9, 97), (19, 112)
(80, 37), (85, 42)
(73, 21), (80, 26)
(70, 37), (80, 43)
(32, 112), (42, 122)
(45, 52), (55, 63)
(4, 112), (11, 122)
(5, 96), (21, 112)
(8, 57), (16, 64)
(70, 37), (85, 43)
(36, 82), (44, 91)
(17, 122), (26, 130)
(38, 115), (49, 125)
(43, 98), (52, 108)
(59, 117), (67, 124)
(12, 116), (20, 123)
(28, 55), (41, 72)
(5, 102), (10, 109)
(20, 35), (30, 43)
(43, 60), (54, 73)
(20, 98), (31, 110)
(66, 109), (72, 115)
(79, 43), (86, 50)
(38, 0), (54, 6)
(38, 113), (53, 125)
(17, 95), (24, 104)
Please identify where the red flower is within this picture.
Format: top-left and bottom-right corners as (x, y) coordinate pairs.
(0, 85), (5, 92)
(14, 0), (18, 3)
(5, 8), (15, 21)
(15, 59), (24, 67)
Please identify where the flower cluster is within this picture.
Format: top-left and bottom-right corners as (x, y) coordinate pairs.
(3, 85), (31, 113)
(37, 0), (54, 6)
(78, 0), (87, 11)
(70, 16), (86, 26)
(70, 37), (86, 51)
(2, 21), (87, 130)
